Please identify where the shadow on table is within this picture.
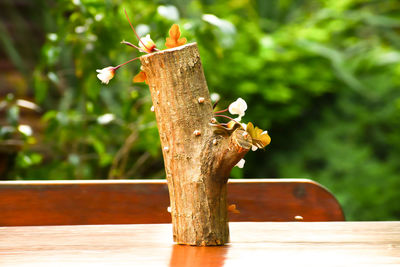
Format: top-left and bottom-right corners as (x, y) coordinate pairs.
(169, 244), (228, 267)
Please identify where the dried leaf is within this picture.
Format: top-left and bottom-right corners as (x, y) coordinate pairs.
(246, 122), (271, 149)
(226, 120), (240, 130)
(133, 70), (148, 84)
(210, 120), (243, 136)
(165, 24), (187, 49)
(228, 204), (240, 214)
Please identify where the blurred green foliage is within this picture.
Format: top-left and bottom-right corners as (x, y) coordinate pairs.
(1, 0), (400, 220)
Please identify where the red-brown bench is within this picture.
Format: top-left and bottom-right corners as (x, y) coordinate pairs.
(0, 179), (344, 226)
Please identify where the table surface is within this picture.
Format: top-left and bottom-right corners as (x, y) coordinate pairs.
(1, 222), (399, 267)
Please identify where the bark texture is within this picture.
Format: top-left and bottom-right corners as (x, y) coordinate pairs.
(140, 43), (251, 246)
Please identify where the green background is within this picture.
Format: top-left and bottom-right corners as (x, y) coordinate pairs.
(1, 0), (400, 221)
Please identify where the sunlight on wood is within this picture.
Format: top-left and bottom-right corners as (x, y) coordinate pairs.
(0, 222), (399, 266)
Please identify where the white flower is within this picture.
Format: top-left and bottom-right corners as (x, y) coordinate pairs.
(229, 98), (247, 121)
(96, 66), (115, 84)
(97, 113), (115, 125)
(18, 125), (33, 136)
(235, 158), (245, 168)
(139, 34), (156, 53)
(210, 93), (220, 102)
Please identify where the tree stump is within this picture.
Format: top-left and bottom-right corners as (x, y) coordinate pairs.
(140, 43), (251, 246)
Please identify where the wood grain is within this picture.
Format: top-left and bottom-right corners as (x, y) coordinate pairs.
(0, 222), (399, 266)
(0, 179), (344, 226)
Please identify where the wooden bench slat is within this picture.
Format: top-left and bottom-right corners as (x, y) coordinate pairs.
(0, 179), (344, 226)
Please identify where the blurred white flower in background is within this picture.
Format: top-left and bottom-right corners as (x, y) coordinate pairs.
(97, 113), (115, 125)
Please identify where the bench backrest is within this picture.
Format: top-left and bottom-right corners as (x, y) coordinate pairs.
(0, 179), (344, 226)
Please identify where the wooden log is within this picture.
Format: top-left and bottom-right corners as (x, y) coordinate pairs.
(140, 43), (251, 245)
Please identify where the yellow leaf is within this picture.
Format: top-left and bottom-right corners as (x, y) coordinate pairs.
(165, 24), (187, 49)
(246, 122), (271, 149)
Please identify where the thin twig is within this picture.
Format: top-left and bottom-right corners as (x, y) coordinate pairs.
(121, 40), (144, 52)
(124, 152), (151, 178)
(108, 130), (138, 179)
(114, 57), (140, 70)
(212, 99), (219, 109)
(124, 9), (150, 53)
(214, 108), (229, 114)
(214, 114), (235, 121)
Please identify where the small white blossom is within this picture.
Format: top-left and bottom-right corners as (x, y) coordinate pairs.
(95, 14), (104, 21)
(229, 98), (247, 121)
(75, 25), (87, 34)
(210, 93), (220, 102)
(97, 113), (115, 125)
(235, 158), (245, 168)
(157, 5), (180, 21)
(96, 67), (115, 84)
(139, 34), (156, 53)
(18, 125), (32, 136)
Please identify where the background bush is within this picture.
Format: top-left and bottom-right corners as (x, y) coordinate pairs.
(1, 0), (400, 220)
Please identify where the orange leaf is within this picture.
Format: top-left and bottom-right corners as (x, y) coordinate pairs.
(133, 70), (148, 84)
(165, 24), (187, 49)
(228, 204), (240, 214)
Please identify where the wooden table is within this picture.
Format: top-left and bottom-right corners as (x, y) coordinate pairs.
(1, 222), (399, 266)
